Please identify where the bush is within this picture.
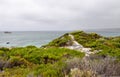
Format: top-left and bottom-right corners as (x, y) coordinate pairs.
(0, 47), (9, 52)
(65, 56), (120, 76)
(34, 62), (65, 77)
(4, 56), (30, 68)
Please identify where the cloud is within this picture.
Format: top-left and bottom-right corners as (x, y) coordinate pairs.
(0, 0), (120, 31)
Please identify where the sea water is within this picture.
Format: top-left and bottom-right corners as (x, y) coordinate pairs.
(0, 31), (67, 47)
(0, 30), (120, 47)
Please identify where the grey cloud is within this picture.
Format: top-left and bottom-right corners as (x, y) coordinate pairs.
(0, 0), (120, 31)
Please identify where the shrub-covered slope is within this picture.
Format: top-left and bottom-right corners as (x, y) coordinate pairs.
(43, 31), (103, 48)
(43, 31), (120, 58)
(0, 46), (84, 77)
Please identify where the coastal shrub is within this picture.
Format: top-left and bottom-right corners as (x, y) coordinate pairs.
(43, 33), (72, 47)
(0, 47), (84, 77)
(98, 48), (120, 60)
(70, 68), (97, 77)
(38, 48), (85, 64)
(4, 56), (30, 68)
(0, 47), (9, 52)
(43, 31), (120, 59)
(44, 31), (107, 50)
(0, 60), (6, 71)
(5, 47), (84, 65)
(0, 50), (4, 56)
(0, 67), (31, 77)
(35, 64), (60, 77)
(70, 31), (101, 45)
(65, 56), (120, 76)
(34, 61), (66, 77)
(26, 45), (37, 48)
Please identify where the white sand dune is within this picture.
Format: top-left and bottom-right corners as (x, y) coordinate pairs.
(65, 34), (94, 56)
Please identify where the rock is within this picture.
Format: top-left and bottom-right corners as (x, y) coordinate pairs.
(6, 42), (10, 44)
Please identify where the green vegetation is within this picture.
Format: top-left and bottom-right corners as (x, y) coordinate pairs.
(0, 31), (120, 77)
(43, 33), (72, 47)
(0, 46), (84, 77)
(71, 31), (102, 47)
(45, 31), (120, 59)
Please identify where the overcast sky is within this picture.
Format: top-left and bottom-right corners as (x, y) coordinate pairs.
(0, 0), (120, 31)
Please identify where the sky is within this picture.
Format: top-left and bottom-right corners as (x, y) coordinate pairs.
(0, 0), (120, 31)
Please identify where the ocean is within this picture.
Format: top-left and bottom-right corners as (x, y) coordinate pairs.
(0, 30), (120, 47)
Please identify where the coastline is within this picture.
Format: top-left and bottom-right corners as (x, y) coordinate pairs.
(0, 31), (120, 77)
(0, 30), (120, 48)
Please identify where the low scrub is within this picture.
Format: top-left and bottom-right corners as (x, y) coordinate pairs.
(65, 56), (120, 77)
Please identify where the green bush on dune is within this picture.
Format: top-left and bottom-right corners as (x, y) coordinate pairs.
(0, 46), (84, 77)
(43, 33), (72, 47)
(45, 31), (120, 59)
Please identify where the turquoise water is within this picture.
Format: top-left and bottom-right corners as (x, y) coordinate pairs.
(0, 31), (67, 47)
(0, 30), (120, 47)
